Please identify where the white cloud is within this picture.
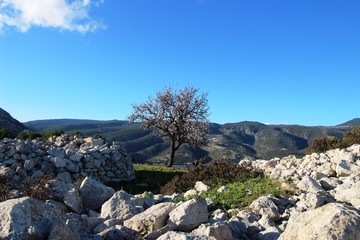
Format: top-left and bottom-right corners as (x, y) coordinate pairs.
(0, 0), (105, 33)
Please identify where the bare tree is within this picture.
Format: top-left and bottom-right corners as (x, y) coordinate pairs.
(128, 86), (210, 167)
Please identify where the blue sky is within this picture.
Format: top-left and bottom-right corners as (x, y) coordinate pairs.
(0, 0), (359, 126)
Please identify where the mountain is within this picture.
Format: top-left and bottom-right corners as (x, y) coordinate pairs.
(0, 107), (27, 137)
(337, 118), (360, 127)
(24, 118), (354, 164)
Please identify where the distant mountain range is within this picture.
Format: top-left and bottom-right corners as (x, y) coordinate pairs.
(1, 107), (358, 164)
(23, 117), (359, 164)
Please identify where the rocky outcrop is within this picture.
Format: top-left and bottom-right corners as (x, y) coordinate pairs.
(279, 203), (360, 240)
(1, 144), (360, 239)
(0, 134), (135, 183)
(0, 197), (67, 239)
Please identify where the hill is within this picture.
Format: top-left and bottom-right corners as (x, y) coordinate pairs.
(337, 118), (360, 127)
(0, 107), (27, 137)
(24, 118), (353, 164)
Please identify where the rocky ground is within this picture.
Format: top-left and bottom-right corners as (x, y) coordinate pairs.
(1, 140), (360, 239)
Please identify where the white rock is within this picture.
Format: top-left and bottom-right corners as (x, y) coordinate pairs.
(184, 189), (198, 198)
(64, 188), (83, 214)
(79, 177), (115, 211)
(249, 196), (281, 220)
(333, 185), (360, 208)
(123, 202), (176, 235)
(0, 197), (66, 239)
(217, 185), (228, 193)
(297, 176), (325, 193)
(168, 198), (208, 232)
(100, 190), (140, 222)
(279, 203), (360, 240)
(336, 160), (360, 177)
(193, 222), (232, 240)
(195, 181), (211, 193)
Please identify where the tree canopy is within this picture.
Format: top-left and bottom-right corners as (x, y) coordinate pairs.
(128, 86), (210, 167)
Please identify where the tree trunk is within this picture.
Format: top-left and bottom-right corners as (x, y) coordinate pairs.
(167, 140), (180, 167)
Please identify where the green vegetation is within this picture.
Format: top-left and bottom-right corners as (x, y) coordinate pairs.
(112, 161), (290, 211)
(111, 164), (185, 194)
(93, 134), (103, 139)
(0, 128), (12, 140)
(200, 177), (289, 210)
(307, 126), (360, 154)
(17, 130), (42, 140)
(42, 130), (64, 139)
(160, 159), (263, 195)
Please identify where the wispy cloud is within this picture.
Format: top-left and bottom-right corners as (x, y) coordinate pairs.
(0, 0), (105, 33)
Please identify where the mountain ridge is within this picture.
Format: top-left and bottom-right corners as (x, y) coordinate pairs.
(22, 118), (358, 164)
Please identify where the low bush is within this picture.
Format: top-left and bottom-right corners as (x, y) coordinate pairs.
(160, 159), (263, 195)
(0, 128), (12, 140)
(307, 126), (360, 154)
(17, 131), (42, 140)
(0, 175), (14, 201)
(42, 130), (64, 139)
(21, 175), (52, 201)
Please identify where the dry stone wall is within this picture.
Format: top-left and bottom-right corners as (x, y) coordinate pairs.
(0, 134), (135, 183)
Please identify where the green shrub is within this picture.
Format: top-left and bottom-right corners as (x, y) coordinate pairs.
(343, 126), (360, 147)
(160, 159), (263, 195)
(306, 137), (342, 154)
(93, 134), (102, 139)
(307, 126), (360, 154)
(17, 131), (42, 140)
(42, 130), (64, 139)
(71, 130), (83, 137)
(0, 128), (12, 140)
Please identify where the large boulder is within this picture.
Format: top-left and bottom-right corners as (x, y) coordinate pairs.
(168, 198), (208, 232)
(100, 190), (141, 222)
(124, 202), (177, 235)
(279, 203), (360, 240)
(193, 222), (232, 240)
(79, 177), (115, 211)
(249, 196), (281, 220)
(332, 184), (360, 208)
(0, 197), (66, 239)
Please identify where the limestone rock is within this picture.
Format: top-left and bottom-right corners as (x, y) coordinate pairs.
(47, 221), (80, 240)
(193, 222), (232, 240)
(0, 197), (66, 239)
(195, 181), (211, 193)
(124, 202), (177, 235)
(279, 203), (360, 240)
(48, 180), (76, 201)
(98, 225), (142, 240)
(249, 196), (281, 220)
(100, 190), (140, 222)
(168, 198), (208, 232)
(64, 188), (84, 214)
(336, 160), (360, 177)
(297, 176), (325, 193)
(332, 185), (360, 208)
(157, 231), (216, 240)
(184, 189), (198, 198)
(79, 177), (115, 211)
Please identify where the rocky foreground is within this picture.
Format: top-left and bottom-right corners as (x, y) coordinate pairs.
(1, 139), (360, 239)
